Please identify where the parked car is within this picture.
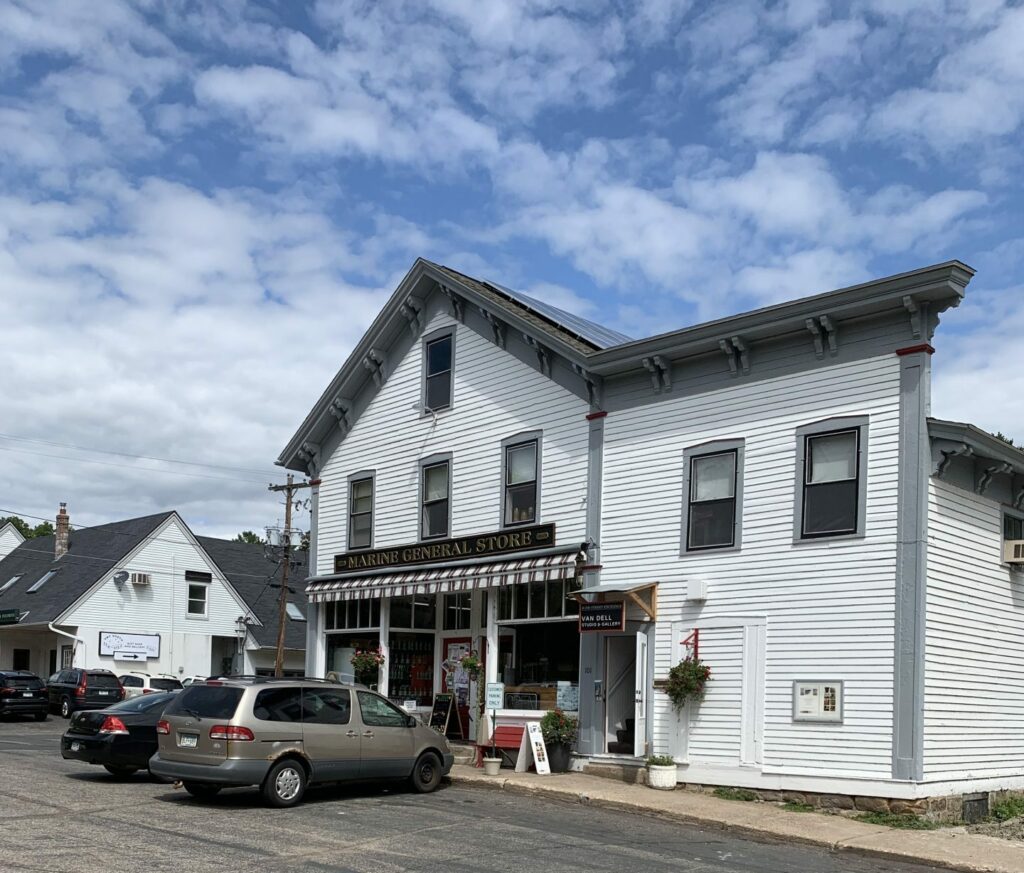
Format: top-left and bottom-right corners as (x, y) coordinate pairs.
(0, 670), (48, 721)
(180, 676), (206, 687)
(149, 677), (454, 807)
(60, 691), (179, 777)
(120, 672), (184, 699)
(47, 668), (125, 718)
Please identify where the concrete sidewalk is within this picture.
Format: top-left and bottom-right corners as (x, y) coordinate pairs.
(448, 764), (1024, 873)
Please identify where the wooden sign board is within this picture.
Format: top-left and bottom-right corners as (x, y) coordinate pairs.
(579, 601), (625, 633)
(429, 693), (455, 734)
(515, 721), (550, 775)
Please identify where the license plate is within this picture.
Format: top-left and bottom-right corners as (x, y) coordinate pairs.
(70, 742), (81, 752)
(97, 691), (110, 696)
(178, 734), (198, 748)
(22, 692), (32, 698)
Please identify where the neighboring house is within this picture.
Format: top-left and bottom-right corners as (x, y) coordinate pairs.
(0, 521), (25, 561)
(0, 505), (307, 679)
(279, 256), (1024, 811)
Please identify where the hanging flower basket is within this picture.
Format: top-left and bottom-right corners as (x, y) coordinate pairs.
(665, 657), (711, 711)
(351, 647), (385, 678)
(460, 651), (482, 681)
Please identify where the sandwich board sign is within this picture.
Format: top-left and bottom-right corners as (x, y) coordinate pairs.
(515, 721), (550, 775)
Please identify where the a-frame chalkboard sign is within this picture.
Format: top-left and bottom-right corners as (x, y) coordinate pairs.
(428, 692), (464, 739)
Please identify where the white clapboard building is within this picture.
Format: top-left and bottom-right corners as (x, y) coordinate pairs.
(0, 505), (308, 680)
(281, 257), (1024, 811)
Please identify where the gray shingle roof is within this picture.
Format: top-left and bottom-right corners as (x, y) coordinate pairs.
(196, 537), (308, 651)
(0, 513), (174, 626)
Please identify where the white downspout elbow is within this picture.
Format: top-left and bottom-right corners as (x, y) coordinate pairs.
(48, 622), (86, 667)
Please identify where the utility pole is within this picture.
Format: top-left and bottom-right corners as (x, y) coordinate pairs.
(267, 474), (317, 677)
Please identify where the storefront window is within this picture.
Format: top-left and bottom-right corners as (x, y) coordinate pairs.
(390, 594), (436, 630)
(324, 598), (380, 630)
(443, 592), (472, 630)
(496, 621), (579, 712)
(326, 632), (381, 688)
(388, 631), (435, 706)
(498, 579), (579, 621)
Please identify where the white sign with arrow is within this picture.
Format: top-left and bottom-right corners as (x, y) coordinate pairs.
(99, 632), (160, 659)
(113, 651), (148, 662)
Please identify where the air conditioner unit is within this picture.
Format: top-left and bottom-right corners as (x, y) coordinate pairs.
(1004, 541), (1024, 565)
(130, 572), (152, 586)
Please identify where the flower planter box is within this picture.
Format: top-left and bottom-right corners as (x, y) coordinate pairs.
(647, 764), (677, 790)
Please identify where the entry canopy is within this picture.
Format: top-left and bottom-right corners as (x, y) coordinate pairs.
(569, 580), (658, 621)
(306, 551), (578, 603)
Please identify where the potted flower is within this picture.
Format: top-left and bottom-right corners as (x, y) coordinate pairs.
(665, 656), (711, 711)
(646, 754), (677, 790)
(350, 647), (385, 687)
(539, 708), (578, 773)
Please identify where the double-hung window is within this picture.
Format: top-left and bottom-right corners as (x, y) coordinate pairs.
(797, 420), (867, 539)
(185, 570), (211, 617)
(348, 475), (374, 549)
(424, 333), (453, 412)
(687, 450), (738, 550)
(504, 439), (538, 526)
(421, 459), (450, 539)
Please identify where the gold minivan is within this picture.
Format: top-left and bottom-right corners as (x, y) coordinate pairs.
(149, 677), (453, 807)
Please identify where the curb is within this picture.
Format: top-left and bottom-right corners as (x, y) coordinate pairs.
(448, 772), (1023, 873)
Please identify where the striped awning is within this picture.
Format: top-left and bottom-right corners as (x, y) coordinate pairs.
(306, 551), (579, 603)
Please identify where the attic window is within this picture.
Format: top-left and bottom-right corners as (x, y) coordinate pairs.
(424, 333), (453, 412)
(0, 575), (21, 592)
(286, 602), (305, 622)
(27, 570), (58, 593)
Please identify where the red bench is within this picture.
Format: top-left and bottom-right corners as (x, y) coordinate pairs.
(477, 724), (525, 768)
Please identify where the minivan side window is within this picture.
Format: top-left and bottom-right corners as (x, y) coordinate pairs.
(356, 691), (408, 728)
(121, 676), (143, 687)
(253, 687), (303, 722)
(303, 689), (351, 725)
(164, 685), (245, 719)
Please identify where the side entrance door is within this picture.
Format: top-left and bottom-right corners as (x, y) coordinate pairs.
(634, 630), (648, 758)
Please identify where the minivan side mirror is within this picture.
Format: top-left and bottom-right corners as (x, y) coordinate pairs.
(406, 715), (417, 728)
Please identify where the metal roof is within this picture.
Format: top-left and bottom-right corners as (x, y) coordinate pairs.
(487, 281), (632, 350)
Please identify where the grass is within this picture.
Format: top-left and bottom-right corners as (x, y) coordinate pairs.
(990, 796), (1024, 822)
(855, 812), (940, 830)
(713, 787), (760, 802)
(782, 802), (815, 812)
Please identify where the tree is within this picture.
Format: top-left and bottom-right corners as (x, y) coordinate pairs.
(0, 516), (54, 539)
(995, 431), (1016, 447)
(233, 530), (265, 545)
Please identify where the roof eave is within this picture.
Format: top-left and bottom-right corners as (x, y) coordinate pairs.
(929, 418), (1024, 472)
(586, 260), (974, 375)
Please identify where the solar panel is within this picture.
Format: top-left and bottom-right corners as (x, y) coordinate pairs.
(487, 282), (632, 349)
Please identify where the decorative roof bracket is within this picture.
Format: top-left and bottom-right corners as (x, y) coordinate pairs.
(1014, 477), (1024, 510)
(935, 442), (972, 479)
(903, 295), (923, 339)
(481, 309), (506, 349)
(819, 315), (838, 355)
(806, 318), (824, 359)
(731, 336), (750, 374)
(641, 355), (671, 392)
(362, 348), (387, 387)
(977, 461), (1013, 496)
(298, 441), (322, 477)
(572, 363), (603, 407)
(718, 339), (738, 376)
(329, 397), (352, 434)
(522, 334), (552, 377)
(439, 284), (465, 323)
(400, 298), (423, 336)
(718, 337), (749, 375)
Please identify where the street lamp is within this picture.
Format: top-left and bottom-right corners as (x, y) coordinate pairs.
(234, 615), (249, 675)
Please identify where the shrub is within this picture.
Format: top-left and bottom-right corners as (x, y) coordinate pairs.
(539, 708), (579, 746)
(646, 755), (675, 767)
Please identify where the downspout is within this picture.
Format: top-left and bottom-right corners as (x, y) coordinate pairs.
(48, 622), (86, 668)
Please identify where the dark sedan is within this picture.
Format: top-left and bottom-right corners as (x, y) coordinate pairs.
(60, 691), (178, 777)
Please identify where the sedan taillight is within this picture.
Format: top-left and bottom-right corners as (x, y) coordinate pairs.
(156, 720), (170, 735)
(209, 725), (254, 741)
(98, 716), (129, 735)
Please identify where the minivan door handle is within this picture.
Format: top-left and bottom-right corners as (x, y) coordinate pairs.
(346, 730), (358, 738)
(362, 731), (374, 738)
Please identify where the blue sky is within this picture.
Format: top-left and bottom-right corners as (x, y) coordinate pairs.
(1, 0), (1022, 536)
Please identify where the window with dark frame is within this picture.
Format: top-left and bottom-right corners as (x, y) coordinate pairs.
(802, 429), (860, 537)
(504, 440), (538, 526)
(443, 592), (472, 630)
(349, 477), (373, 549)
(421, 460), (450, 539)
(687, 450), (737, 550)
(425, 334), (453, 412)
(1004, 514), (1024, 541)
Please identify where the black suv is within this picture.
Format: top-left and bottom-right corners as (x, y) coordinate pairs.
(0, 671), (48, 720)
(47, 669), (124, 718)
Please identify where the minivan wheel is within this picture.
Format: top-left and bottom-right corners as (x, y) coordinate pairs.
(262, 759), (306, 808)
(409, 752), (442, 794)
(60, 698), (72, 719)
(183, 782), (222, 799)
(103, 764), (138, 777)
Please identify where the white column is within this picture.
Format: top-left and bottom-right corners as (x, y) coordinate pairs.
(378, 597), (391, 697)
(485, 587), (499, 739)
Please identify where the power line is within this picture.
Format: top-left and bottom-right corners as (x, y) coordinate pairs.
(0, 432), (277, 477)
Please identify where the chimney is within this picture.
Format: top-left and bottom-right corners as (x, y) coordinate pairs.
(55, 503), (69, 560)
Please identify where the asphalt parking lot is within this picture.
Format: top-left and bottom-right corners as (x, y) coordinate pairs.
(1, 716), (951, 873)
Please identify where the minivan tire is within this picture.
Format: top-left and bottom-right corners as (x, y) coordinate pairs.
(409, 752), (442, 794)
(60, 698), (72, 719)
(103, 764), (138, 777)
(262, 758), (306, 808)
(183, 782), (222, 799)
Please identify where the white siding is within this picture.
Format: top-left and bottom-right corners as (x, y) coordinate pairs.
(686, 626), (744, 762)
(316, 307), (590, 572)
(923, 478), (1024, 780)
(602, 354), (902, 778)
(60, 516), (248, 677)
(0, 523), (24, 561)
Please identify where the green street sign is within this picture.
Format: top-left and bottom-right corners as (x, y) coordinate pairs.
(0, 608), (21, 625)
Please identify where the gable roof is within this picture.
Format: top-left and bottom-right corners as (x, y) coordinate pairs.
(0, 512), (173, 627)
(197, 537), (309, 651)
(0, 521), (25, 544)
